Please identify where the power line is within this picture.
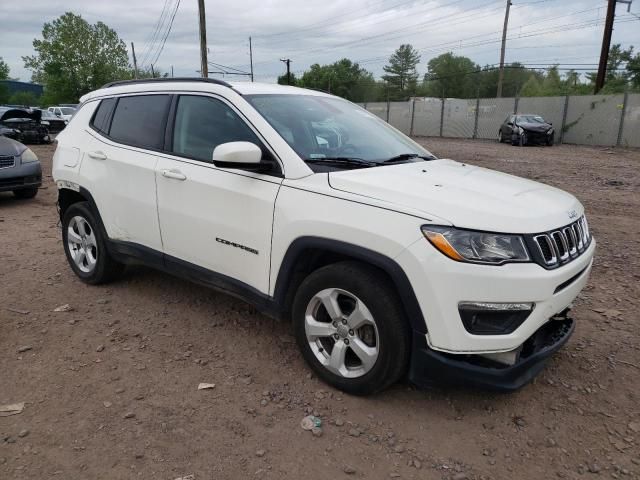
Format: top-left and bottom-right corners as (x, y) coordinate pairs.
(254, 0), (437, 41)
(139, 0), (174, 68)
(246, 1), (505, 70)
(149, 0), (181, 68)
(239, 2), (602, 72)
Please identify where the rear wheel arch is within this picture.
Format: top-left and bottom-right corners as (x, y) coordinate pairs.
(58, 186), (112, 249)
(273, 237), (426, 333)
(58, 188), (88, 218)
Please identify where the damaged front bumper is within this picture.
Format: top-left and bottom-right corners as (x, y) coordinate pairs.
(409, 310), (575, 392)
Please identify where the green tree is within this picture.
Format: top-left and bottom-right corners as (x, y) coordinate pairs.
(519, 75), (543, 97)
(476, 63), (538, 98)
(0, 57), (10, 80)
(0, 57), (10, 103)
(420, 52), (478, 98)
(277, 72), (298, 86)
(586, 44), (634, 93)
(541, 65), (562, 95)
(627, 51), (640, 91)
(383, 44), (420, 97)
(23, 12), (130, 104)
(298, 59), (375, 101)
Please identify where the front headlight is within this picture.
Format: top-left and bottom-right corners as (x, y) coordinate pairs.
(422, 225), (530, 265)
(517, 126), (524, 134)
(21, 148), (39, 163)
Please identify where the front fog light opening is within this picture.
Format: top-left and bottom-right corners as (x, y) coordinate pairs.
(458, 302), (534, 335)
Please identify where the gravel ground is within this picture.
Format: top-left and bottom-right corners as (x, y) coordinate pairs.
(1, 138), (639, 480)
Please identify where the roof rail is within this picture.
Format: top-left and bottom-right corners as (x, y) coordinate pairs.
(100, 77), (233, 89)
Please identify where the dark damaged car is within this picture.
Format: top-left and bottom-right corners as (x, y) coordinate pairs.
(0, 107), (51, 144)
(0, 135), (42, 199)
(499, 114), (555, 147)
(40, 109), (67, 133)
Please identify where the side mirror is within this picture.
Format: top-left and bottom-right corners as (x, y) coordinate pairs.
(549, 122), (553, 125)
(212, 141), (263, 169)
(507, 122), (513, 126)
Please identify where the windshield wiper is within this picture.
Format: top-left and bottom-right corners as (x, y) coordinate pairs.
(304, 157), (376, 167)
(381, 153), (436, 164)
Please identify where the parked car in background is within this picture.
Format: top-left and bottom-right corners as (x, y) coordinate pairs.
(499, 114), (554, 146)
(48, 106), (76, 122)
(0, 135), (42, 198)
(40, 109), (67, 133)
(0, 107), (51, 144)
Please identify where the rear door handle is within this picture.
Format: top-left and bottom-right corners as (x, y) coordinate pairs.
(161, 169), (187, 181)
(87, 150), (107, 160)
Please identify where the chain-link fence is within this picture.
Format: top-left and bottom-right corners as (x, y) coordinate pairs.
(361, 93), (640, 147)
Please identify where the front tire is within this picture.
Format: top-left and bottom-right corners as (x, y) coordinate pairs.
(13, 188), (38, 199)
(546, 134), (554, 146)
(292, 261), (410, 395)
(498, 131), (503, 143)
(62, 202), (124, 284)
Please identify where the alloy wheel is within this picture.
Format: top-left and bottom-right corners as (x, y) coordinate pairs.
(304, 288), (379, 378)
(67, 216), (98, 273)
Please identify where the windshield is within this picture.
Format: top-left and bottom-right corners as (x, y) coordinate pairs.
(59, 107), (76, 115)
(245, 94), (433, 165)
(516, 115), (545, 124)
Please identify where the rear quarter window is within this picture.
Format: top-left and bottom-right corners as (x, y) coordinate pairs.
(90, 98), (117, 134)
(108, 95), (171, 150)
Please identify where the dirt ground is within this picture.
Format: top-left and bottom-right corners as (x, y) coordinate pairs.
(1, 138), (639, 480)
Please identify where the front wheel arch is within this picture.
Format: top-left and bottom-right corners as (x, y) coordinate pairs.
(273, 237), (426, 334)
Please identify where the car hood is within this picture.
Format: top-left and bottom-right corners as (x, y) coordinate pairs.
(328, 160), (582, 233)
(0, 109), (41, 122)
(0, 135), (27, 156)
(516, 121), (552, 132)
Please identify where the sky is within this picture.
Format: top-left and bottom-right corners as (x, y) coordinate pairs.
(1, 0), (638, 84)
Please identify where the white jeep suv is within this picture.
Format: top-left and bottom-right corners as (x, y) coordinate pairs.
(52, 78), (595, 395)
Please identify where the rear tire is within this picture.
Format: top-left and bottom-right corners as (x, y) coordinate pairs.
(62, 202), (124, 285)
(13, 188), (38, 199)
(292, 261), (410, 395)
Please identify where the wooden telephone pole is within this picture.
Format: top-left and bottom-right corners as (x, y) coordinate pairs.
(496, 0), (512, 98)
(131, 42), (138, 79)
(249, 37), (254, 82)
(198, 0), (208, 78)
(595, 0), (620, 93)
(280, 58), (292, 85)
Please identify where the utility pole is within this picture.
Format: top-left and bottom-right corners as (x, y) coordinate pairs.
(150, 64), (155, 78)
(171, 65), (174, 77)
(496, 0), (511, 98)
(595, 0), (618, 93)
(249, 37), (254, 82)
(280, 58), (291, 85)
(198, 0), (208, 78)
(131, 42), (138, 79)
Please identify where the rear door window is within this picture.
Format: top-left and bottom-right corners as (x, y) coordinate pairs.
(109, 95), (170, 150)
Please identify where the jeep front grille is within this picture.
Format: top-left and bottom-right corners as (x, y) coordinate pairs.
(0, 155), (15, 169)
(532, 216), (590, 268)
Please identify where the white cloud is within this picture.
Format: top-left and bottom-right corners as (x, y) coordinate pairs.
(1, 0), (637, 83)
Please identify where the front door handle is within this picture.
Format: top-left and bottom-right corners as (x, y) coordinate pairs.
(161, 169), (187, 181)
(87, 150), (107, 160)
